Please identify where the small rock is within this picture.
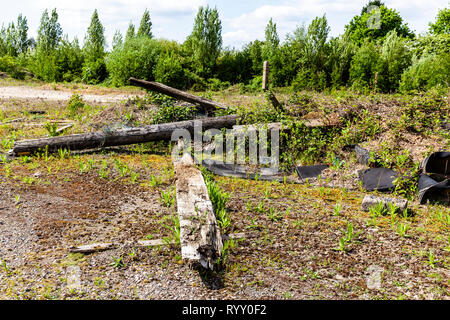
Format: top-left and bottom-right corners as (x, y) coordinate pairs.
(361, 195), (408, 212)
(365, 265), (384, 290)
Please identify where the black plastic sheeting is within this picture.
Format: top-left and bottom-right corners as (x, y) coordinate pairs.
(295, 164), (329, 181)
(202, 160), (289, 182)
(359, 167), (399, 192)
(418, 152), (450, 205)
(421, 152), (450, 176)
(418, 174), (450, 204)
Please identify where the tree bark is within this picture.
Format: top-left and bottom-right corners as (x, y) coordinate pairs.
(129, 77), (228, 110)
(11, 115), (239, 156)
(174, 152), (223, 270)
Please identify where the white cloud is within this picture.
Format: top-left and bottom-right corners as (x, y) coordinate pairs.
(223, 0), (449, 48)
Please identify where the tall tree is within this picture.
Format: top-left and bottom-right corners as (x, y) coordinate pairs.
(16, 14), (30, 54)
(82, 9), (107, 84)
(36, 9), (62, 53)
(345, 1), (414, 45)
(83, 9), (106, 58)
(429, 7), (450, 35)
(186, 5), (222, 77)
(137, 9), (153, 38)
(112, 30), (123, 49)
(262, 18), (279, 61)
(125, 22), (135, 42)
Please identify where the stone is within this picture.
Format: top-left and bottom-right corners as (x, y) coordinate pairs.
(365, 265), (384, 290)
(361, 194), (408, 212)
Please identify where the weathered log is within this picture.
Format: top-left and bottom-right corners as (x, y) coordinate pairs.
(129, 77), (228, 110)
(10, 115), (239, 156)
(174, 152), (223, 270)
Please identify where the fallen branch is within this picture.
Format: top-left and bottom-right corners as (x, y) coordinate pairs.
(69, 233), (246, 254)
(129, 77), (228, 111)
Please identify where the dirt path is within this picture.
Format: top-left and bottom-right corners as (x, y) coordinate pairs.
(0, 86), (143, 103)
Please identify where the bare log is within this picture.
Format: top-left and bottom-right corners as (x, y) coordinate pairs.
(11, 115), (239, 156)
(129, 77), (228, 110)
(174, 152), (223, 270)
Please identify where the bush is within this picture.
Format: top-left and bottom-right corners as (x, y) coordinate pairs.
(0, 55), (25, 79)
(106, 37), (162, 86)
(399, 52), (450, 92)
(82, 58), (107, 84)
(67, 93), (85, 118)
(154, 53), (186, 89)
(30, 51), (59, 82)
(349, 41), (379, 89)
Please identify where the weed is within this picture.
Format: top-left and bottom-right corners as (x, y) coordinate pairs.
(333, 202), (342, 216)
(163, 215), (180, 245)
(268, 207), (283, 222)
(160, 187), (175, 207)
(44, 122), (61, 137)
(110, 256), (124, 269)
(396, 222), (410, 237)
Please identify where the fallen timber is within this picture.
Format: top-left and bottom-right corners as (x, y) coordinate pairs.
(129, 77), (228, 110)
(10, 115), (239, 156)
(173, 151), (223, 270)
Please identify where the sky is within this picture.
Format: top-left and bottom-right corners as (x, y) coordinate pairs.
(1, 0), (448, 49)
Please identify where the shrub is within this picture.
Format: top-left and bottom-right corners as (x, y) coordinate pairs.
(82, 58), (107, 84)
(154, 52), (186, 89)
(0, 55), (25, 79)
(399, 52), (450, 92)
(349, 41), (380, 89)
(67, 93), (85, 118)
(105, 37), (162, 86)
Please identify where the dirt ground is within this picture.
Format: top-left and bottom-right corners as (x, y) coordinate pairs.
(0, 82), (448, 300)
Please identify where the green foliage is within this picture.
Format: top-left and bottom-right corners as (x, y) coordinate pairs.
(376, 31), (411, 92)
(106, 37), (161, 86)
(184, 5), (222, 78)
(349, 41), (379, 90)
(429, 7), (450, 35)
(345, 2), (414, 45)
(56, 37), (84, 82)
(137, 9), (153, 38)
(67, 93), (85, 118)
(82, 10), (106, 84)
(0, 55), (25, 79)
(399, 52), (450, 92)
(154, 52), (186, 88)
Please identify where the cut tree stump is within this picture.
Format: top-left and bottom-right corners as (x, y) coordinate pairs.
(173, 152), (223, 270)
(129, 77), (228, 111)
(10, 115), (239, 156)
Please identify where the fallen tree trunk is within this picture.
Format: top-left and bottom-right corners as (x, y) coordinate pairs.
(174, 152), (223, 270)
(129, 77), (228, 110)
(10, 115), (239, 156)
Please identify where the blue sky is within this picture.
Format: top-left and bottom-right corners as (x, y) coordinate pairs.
(1, 0), (448, 49)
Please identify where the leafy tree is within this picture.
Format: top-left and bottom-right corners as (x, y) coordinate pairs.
(429, 7), (450, 35)
(125, 22), (135, 42)
(137, 9), (153, 38)
(345, 1), (414, 45)
(262, 18), (279, 61)
(36, 9), (62, 53)
(82, 9), (107, 84)
(400, 52), (450, 91)
(31, 8), (63, 81)
(349, 41), (380, 89)
(16, 14), (30, 55)
(185, 5), (222, 77)
(56, 36), (84, 82)
(112, 30), (123, 49)
(376, 30), (411, 92)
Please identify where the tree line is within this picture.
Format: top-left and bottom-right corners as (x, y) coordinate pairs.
(0, 1), (448, 93)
